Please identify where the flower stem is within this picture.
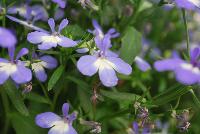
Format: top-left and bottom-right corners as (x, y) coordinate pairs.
(0, 88), (10, 134)
(182, 9), (190, 59)
(190, 89), (200, 109)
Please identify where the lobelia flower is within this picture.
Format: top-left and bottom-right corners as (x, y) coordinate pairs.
(6, 1), (48, 33)
(27, 18), (77, 50)
(174, 0), (200, 10)
(0, 27), (16, 48)
(0, 47), (32, 85)
(77, 20), (132, 87)
(154, 47), (200, 85)
(52, 0), (67, 8)
(36, 103), (77, 134)
(7, 2), (48, 22)
(31, 53), (57, 82)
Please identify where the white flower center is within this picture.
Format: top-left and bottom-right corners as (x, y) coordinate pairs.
(41, 35), (61, 43)
(180, 63), (200, 74)
(0, 62), (17, 75)
(94, 58), (116, 70)
(31, 62), (44, 73)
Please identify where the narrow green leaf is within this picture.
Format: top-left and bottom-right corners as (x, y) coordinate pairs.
(9, 112), (44, 134)
(24, 92), (50, 104)
(48, 65), (65, 91)
(120, 26), (142, 65)
(152, 85), (190, 106)
(100, 90), (145, 102)
(3, 80), (29, 116)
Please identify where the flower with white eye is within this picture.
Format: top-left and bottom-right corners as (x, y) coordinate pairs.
(0, 47), (32, 85)
(31, 53), (57, 82)
(36, 103), (77, 134)
(77, 20), (132, 87)
(154, 47), (200, 85)
(27, 18), (77, 50)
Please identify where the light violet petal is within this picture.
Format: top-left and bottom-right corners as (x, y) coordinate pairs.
(52, 0), (66, 8)
(0, 27), (16, 48)
(10, 64), (32, 84)
(35, 112), (62, 128)
(98, 62), (118, 87)
(77, 55), (98, 76)
(27, 31), (49, 44)
(58, 36), (77, 47)
(38, 42), (57, 50)
(54, 8), (64, 20)
(62, 103), (69, 117)
(154, 59), (184, 71)
(135, 56), (151, 72)
(48, 124), (77, 134)
(0, 70), (9, 85)
(175, 63), (200, 85)
(58, 18), (69, 33)
(190, 47), (200, 62)
(107, 57), (132, 75)
(48, 18), (55, 32)
(40, 55), (58, 69)
(32, 63), (47, 82)
(175, 0), (197, 10)
(16, 48), (29, 60)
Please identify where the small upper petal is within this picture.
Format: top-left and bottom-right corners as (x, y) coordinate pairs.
(16, 48), (29, 60)
(62, 103), (69, 117)
(48, 18), (55, 32)
(58, 18), (69, 33)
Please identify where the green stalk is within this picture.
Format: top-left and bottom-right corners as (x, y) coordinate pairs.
(190, 89), (200, 109)
(182, 9), (190, 59)
(1, 88), (10, 134)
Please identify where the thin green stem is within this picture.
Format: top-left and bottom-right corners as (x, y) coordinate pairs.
(190, 89), (200, 109)
(182, 9), (190, 59)
(38, 81), (53, 106)
(1, 88), (10, 134)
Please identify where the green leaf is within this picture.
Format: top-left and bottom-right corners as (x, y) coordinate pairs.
(120, 26), (142, 65)
(100, 90), (145, 102)
(9, 112), (44, 134)
(3, 80), (29, 116)
(24, 92), (50, 104)
(151, 85), (190, 106)
(48, 65), (65, 91)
